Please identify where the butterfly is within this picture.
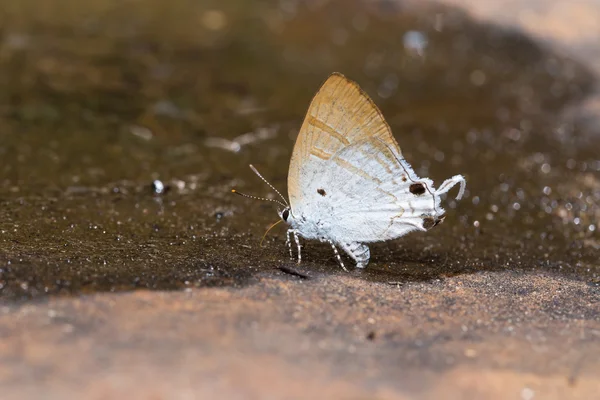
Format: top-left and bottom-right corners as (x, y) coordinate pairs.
(233, 72), (466, 270)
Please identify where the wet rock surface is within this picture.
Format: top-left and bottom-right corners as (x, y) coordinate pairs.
(0, 0), (599, 398)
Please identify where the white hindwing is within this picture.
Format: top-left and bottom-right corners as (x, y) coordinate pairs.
(300, 138), (447, 243)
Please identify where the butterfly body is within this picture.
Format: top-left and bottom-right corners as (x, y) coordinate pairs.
(236, 72), (466, 270)
(282, 136), (460, 269)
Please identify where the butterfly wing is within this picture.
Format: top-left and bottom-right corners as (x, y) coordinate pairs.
(315, 138), (445, 243)
(288, 72), (402, 214)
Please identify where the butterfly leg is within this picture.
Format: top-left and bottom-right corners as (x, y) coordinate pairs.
(338, 242), (370, 269)
(285, 229), (294, 260)
(328, 241), (348, 272)
(292, 230), (302, 264)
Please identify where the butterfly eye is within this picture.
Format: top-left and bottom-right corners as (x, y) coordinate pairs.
(282, 209), (290, 221)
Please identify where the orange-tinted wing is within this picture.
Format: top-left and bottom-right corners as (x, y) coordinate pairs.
(287, 72), (402, 211)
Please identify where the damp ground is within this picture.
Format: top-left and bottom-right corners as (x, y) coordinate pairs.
(0, 0), (599, 399)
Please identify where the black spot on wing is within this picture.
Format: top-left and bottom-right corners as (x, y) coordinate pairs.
(422, 217), (435, 230)
(409, 183), (426, 195)
(422, 213), (446, 230)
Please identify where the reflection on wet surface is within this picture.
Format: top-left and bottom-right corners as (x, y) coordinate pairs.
(0, 0), (599, 300)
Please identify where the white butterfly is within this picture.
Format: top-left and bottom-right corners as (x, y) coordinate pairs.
(234, 72), (466, 270)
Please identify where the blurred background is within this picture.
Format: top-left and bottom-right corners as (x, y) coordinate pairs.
(0, 0), (599, 399)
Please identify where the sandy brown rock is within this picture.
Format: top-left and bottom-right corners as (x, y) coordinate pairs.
(1, 271), (598, 399)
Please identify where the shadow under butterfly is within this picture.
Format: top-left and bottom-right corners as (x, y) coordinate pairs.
(233, 72), (466, 271)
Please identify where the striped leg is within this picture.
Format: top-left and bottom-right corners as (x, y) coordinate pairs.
(293, 230), (302, 264)
(328, 241), (348, 272)
(285, 229), (293, 260)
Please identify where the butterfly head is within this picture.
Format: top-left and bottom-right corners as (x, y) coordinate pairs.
(278, 207), (293, 225)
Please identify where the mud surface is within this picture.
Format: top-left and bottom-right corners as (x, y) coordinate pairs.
(0, 0), (599, 398)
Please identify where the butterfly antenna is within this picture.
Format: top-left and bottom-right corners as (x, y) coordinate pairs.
(248, 164), (289, 207)
(230, 189), (287, 208)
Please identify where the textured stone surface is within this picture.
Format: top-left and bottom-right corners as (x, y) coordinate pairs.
(1, 272), (599, 399)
